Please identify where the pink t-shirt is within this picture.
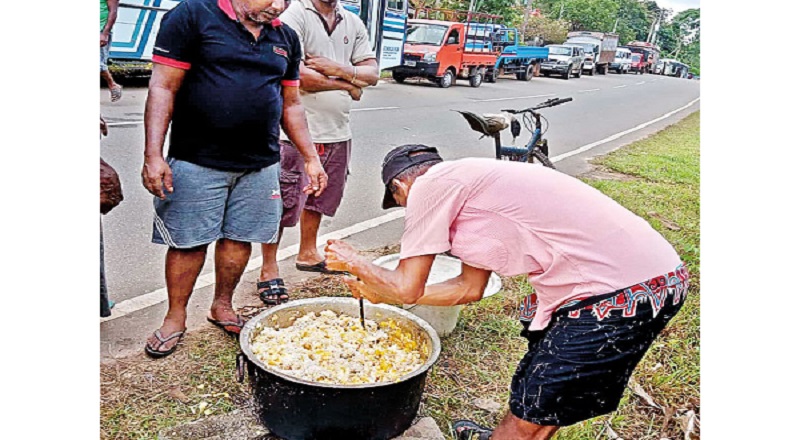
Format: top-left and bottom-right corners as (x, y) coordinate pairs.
(399, 158), (682, 330)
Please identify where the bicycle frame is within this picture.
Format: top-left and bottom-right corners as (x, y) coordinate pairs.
(494, 113), (542, 161)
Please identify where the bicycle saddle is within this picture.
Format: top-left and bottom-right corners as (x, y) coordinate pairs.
(456, 111), (510, 136)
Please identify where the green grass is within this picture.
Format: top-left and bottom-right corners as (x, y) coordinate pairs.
(100, 113), (700, 439)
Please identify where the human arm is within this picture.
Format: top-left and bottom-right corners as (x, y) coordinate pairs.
(304, 56), (379, 89)
(304, 19), (380, 88)
(325, 240), (433, 304)
(141, 63), (185, 199)
(295, 62), (364, 101)
(325, 241), (491, 306)
(281, 85), (327, 197)
(101, 0), (119, 46)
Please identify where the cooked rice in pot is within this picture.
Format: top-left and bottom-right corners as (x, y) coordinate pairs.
(250, 310), (427, 385)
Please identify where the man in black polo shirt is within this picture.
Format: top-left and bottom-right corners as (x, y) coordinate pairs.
(141, 0), (327, 358)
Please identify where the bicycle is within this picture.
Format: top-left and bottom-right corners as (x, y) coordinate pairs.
(456, 97), (573, 169)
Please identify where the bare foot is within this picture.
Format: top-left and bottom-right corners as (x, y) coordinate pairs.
(295, 249), (324, 267)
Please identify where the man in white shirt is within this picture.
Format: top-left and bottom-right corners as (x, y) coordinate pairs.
(258, 0), (380, 305)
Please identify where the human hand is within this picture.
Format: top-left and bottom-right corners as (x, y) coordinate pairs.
(100, 31), (110, 47)
(100, 116), (108, 137)
(347, 86), (363, 101)
(305, 55), (344, 77)
(303, 156), (327, 197)
(324, 239), (361, 273)
(342, 276), (391, 304)
(141, 156), (173, 199)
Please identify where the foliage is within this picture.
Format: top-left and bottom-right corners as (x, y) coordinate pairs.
(517, 13), (570, 44)
(657, 8), (701, 74)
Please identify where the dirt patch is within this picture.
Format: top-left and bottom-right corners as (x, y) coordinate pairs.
(579, 163), (639, 182)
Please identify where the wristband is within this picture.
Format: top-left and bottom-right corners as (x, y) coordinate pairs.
(351, 66), (358, 84)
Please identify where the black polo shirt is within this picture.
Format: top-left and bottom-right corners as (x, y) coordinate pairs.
(152, 0), (302, 171)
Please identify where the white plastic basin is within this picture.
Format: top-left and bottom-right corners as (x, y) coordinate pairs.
(372, 254), (502, 337)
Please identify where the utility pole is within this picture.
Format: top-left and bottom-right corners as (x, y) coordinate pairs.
(647, 8), (665, 44)
(520, 0), (532, 44)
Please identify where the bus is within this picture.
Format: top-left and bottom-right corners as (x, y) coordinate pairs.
(109, 0), (408, 72)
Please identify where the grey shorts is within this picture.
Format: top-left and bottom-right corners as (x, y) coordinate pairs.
(279, 139), (351, 227)
(100, 33), (111, 72)
(152, 158), (282, 248)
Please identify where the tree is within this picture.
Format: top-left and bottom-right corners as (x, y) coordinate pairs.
(520, 14), (570, 44)
(559, 0), (619, 31)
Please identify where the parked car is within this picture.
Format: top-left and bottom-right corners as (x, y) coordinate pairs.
(540, 45), (584, 80)
(610, 47), (632, 74)
(630, 53), (646, 74)
(563, 42), (596, 75)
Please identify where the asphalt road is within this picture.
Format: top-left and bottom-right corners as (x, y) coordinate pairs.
(100, 71), (700, 304)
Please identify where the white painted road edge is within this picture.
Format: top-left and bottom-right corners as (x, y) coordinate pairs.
(550, 97), (700, 163)
(102, 97), (700, 322)
(101, 209), (406, 322)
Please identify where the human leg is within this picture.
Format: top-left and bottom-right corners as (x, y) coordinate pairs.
(220, 162), (283, 307)
(295, 140), (351, 269)
(489, 413), (559, 439)
(258, 142), (306, 303)
(208, 238), (251, 334)
(145, 245), (208, 356)
(100, 36), (122, 102)
(296, 209), (323, 266)
(259, 228), (288, 305)
(147, 159), (232, 356)
(100, 221), (112, 318)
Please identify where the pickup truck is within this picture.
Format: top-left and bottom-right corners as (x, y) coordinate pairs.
(487, 27), (550, 82)
(625, 41), (660, 74)
(564, 31), (619, 75)
(391, 19), (499, 88)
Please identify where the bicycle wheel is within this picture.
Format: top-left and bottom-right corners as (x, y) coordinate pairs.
(529, 148), (555, 169)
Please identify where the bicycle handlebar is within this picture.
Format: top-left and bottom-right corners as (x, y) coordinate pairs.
(502, 97), (573, 114)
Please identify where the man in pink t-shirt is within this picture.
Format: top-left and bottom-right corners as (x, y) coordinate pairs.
(325, 144), (689, 440)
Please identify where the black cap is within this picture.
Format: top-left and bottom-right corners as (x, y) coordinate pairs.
(381, 144), (443, 209)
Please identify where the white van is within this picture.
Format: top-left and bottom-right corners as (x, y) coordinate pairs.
(610, 48), (632, 74)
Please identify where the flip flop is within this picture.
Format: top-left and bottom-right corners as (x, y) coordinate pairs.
(144, 328), (186, 359)
(257, 278), (289, 305)
(207, 315), (245, 337)
(295, 259), (347, 275)
(452, 420), (493, 440)
(110, 85), (123, 102)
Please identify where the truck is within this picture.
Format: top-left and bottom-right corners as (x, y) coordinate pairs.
(391, 8), (503, 88)
(487, 27), (550, 82)
(624, 41), (660, 74)
(108, 0), (409, 73)
(564, 31), (619, 75)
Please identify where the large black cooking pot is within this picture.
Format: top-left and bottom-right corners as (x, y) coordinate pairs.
(238, 298), (442, 440)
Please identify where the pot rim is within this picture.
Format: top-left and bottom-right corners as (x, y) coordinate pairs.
(240, 297), (442, 389)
